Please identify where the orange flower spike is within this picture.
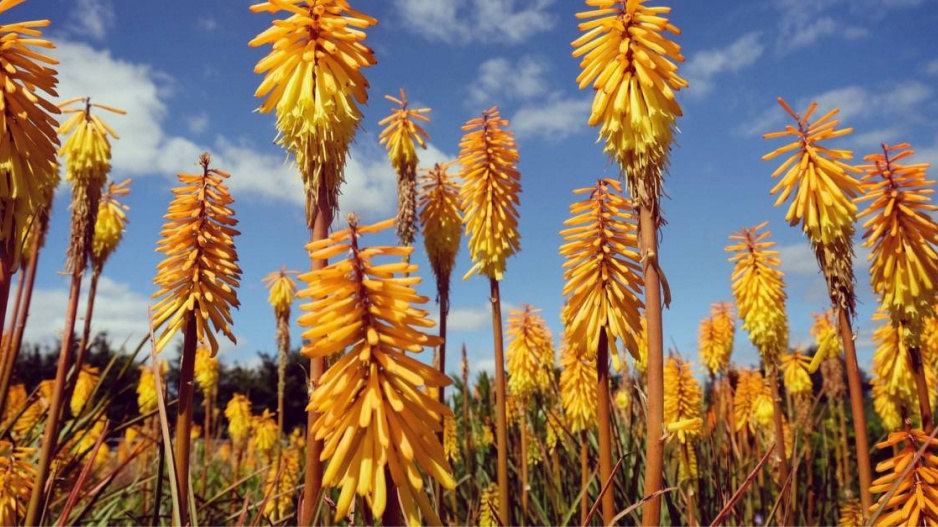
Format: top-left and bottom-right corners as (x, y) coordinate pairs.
(560, 178), (644, 367)
(459, 107), (522, 281)
(571, 0), (687, 205)
(762, 98), (862, 246)
(856, 143), (938, 343)
(151, 153), (241, 355)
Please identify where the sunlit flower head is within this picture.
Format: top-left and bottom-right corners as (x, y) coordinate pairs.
(194, 345), (219, 393)
(262, 267), (298, 319)
(663, 355), (702, 444)
(856, 143), (938, 345)
(559, 337), (596, 434)
(780, 350), (812, 394)
(297, 214), (453, 523)
(379, 89), (430, 246)
(572, 0), (687, 210)
(507, 304), (555, 399)
(91, 178), (131, 272)
(459, 107), (521, 281)
(560, 179), (643, 368)
(418, 162), (462, 299)
(249, 0), (376, 226)
(151, 153), (241, 355)
(225, 393), (253, 448)
(726, 223), (789, 362)
(762, 98), (861, 245)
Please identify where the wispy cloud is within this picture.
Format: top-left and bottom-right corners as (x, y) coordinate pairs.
(684, 32), (764, 98)
(739, 81), (933, 138)
(392, 0), (556, 45)
(512, 96), (590, 141)
(468, 56), (551, 106)
(770, 0), (922, 52)
(68, 0), (116, 41)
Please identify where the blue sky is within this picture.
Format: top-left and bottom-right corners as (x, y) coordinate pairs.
(11, 0), (938, 378)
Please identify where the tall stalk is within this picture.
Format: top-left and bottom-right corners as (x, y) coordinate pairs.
(26, 261), (84, 525)
(639, 205), (666, 526)
(596, 328), (615, 525)
(4, 266), (25, 346)
(300, 201), (330, 526)
(65, 269), (100, 405)
(0, 206), (49, 413)
(766, 363), (790, 516)
(174, 314), (198, 526)
(838, 310), (873, 510)
(489, 278), (510, 524)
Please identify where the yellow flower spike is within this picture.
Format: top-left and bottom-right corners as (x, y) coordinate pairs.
(1, 384), (26, 430)
(379, 88), (431, 247)
(733, 369), (770, 436)
(711, 302), (736, 369)
(418, 162), (462, 299)
(458, 107), (522, 281)
(663, 355), (702, 444)
(479, 484), (500, 527)
(857, 143), (938, 346)
(726, 223), (789, 362)
(870, 310), (937, 429)
(698, 317), (722, 377)
(809, 310), (842, 372)
(443, 414), (458, 463)
(249, 0), (377, 227)
(560, 178), (644, 361)
(57, 98), (123, 271)
(69, 365), (100, 417)
(0, 440), (36, 525)
(571, 0), (687, 211)
(869, 429), (938, 526)
(0, 0), (60, 267)
(297, 214), (453, 522)
(194, 346), (219, 394)
(253, 409), (279, 459)
(91, 178), (131, 273)
(780, 350), (812, 394)
(151, 153), (241, 355)
(507, 304), (555, 399)
(225, 393), (253, 449)
(137, 361), (167, 415)
(559, 337), (596, 433)
(838, 499), (864, 527)
(762, 98), (862, 246)
(262, 267), (298, 319)
(614, 388), (630, 411)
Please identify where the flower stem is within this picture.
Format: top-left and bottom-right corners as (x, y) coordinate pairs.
(174, 312), (198, 526)
(489, 277), (510, 525)
(435, 290), (449, 522)
(767, 361), (790, 522)
(300, 197), (330, 526)
(639, 203), (665, 527)
(838, 308), (873, 513)
(0, 209), (46, 415)
(597, 327), (615, 525)
(63, 269), (100, 412)
(26, 263), (84, 526)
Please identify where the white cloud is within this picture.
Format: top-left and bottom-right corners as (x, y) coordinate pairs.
(926, 60), (938, 76)
(186, 113), (210, 134)
(25, 275), (151, 347)
(54, 40), (451, 219)
(197, 17), (219, 32)
(917, 136), (938, 168)
(771, 0), (923, 51)
(468, 56), (551, 106)
(740, 82), (932, 137)
(68, 0), (116, 41)
(431, 302), (520, 332)
(684, 32), (764, 98)
(778, 243), (820, 276)
(467, 56), (589, 141)
(512, 96), (590, 141)
(392, 0), (556, 45)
